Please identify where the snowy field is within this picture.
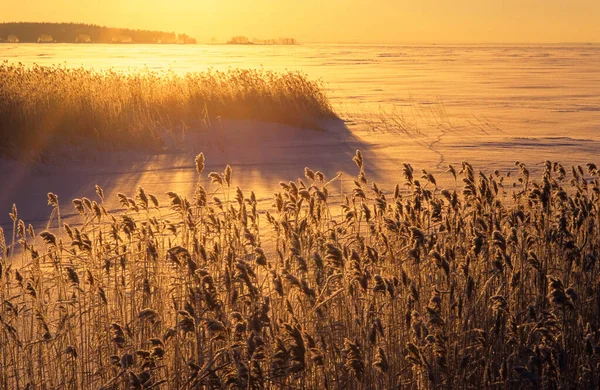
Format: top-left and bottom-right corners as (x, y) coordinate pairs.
(1, 43), (599, 229)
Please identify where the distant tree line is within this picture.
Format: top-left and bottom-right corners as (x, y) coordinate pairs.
(227, 36), (298, 45)
(0, 22), (197, 44)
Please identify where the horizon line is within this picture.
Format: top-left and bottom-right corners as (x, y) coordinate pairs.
(1, 21), (599, 46)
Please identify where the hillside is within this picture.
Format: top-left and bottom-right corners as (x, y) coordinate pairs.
(0, 22), (196, 43)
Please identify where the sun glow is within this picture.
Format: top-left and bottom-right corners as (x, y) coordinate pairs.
(3, 0), (600, 43)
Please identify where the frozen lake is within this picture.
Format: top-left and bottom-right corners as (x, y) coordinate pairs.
(3, 42), (600, 137)
(1, 43), (599, 227)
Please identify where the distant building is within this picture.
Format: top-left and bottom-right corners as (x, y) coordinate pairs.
(228, 36), (297, 45)
(176, 34), (196, 44)
(228, 36), (251, 44)
(7, 34), (19, 43)
(112, 35), (133, 43)
(76, 34), (91, 43)
(37, 34), (54, 43)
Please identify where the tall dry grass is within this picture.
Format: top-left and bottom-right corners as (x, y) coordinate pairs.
(0, 62), (336, 156)
(1, 153), (600, 388)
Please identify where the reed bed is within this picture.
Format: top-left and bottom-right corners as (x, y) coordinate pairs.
(0, 62), (336, 156)
(1, 153), (600, 389)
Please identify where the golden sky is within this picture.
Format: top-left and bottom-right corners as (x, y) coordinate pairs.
(3, 0), (600, 43)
